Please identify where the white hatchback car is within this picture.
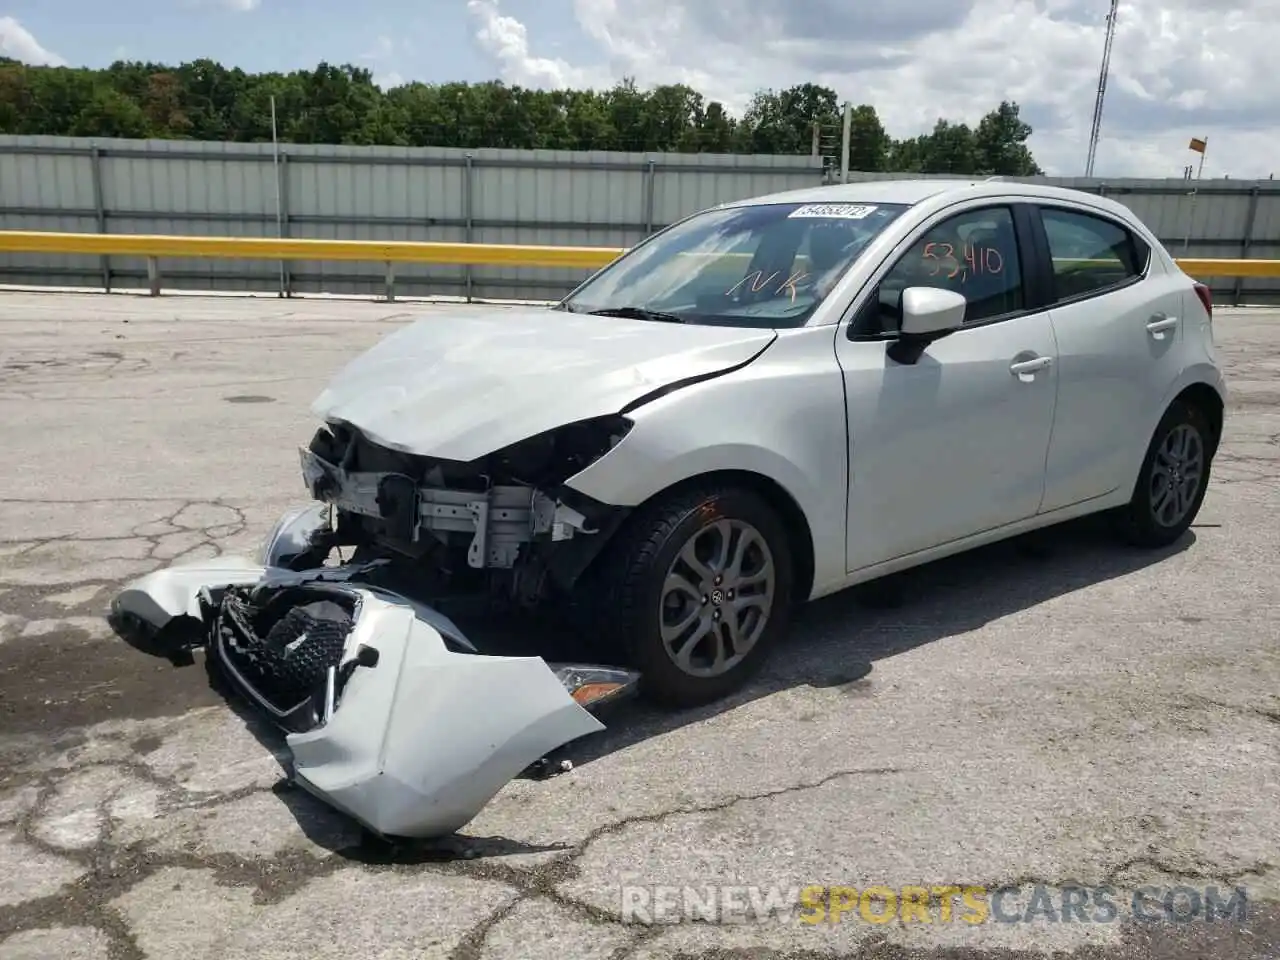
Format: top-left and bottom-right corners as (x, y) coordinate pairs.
(249, 178), (1226, 709)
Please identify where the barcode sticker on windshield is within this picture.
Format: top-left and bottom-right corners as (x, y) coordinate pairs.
(788, 203), (878, 220)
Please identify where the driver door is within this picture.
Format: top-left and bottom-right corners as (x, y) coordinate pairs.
(834, 203), (1059, 574)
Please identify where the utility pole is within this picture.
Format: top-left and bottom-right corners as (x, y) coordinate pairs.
(839, 102), (852, 183)
(270, 94), (286, 298)
(1084, 0), (1119, 177)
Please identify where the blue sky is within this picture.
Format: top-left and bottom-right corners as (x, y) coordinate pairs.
(1, 0), (1276, 179)
(1, 0), (586, 86)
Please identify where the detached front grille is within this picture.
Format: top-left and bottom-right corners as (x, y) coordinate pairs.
(209, 585), (355, 728)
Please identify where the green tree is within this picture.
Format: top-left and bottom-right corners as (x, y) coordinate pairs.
(142, 71), (192, 137)
(739, 83), (841, 154)
(0, 63), (36, 133)
(974, 101), (1042, 176)
(0, 57), (1044, 174)
(888, 120), (978, 174)
(846, 104), (890, 172)
(70, 87), (149, 138)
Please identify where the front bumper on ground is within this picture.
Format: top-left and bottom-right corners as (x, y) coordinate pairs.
(111, 525), (639, 839)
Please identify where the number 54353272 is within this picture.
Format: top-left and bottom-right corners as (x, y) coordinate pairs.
(922, 242), (1004, 281)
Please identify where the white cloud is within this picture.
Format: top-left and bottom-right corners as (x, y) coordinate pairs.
(467, 0), (605, 89)
(184, 0), (260, 10)
(363, 35), (395, 61)
(466, 0), (1280, 178)
(0, 16), (66, 66)
(360, 35), (408, 89)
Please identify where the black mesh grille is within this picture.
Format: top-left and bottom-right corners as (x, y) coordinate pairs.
(217, 590), (353, 710)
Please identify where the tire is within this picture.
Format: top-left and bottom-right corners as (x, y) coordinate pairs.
(1111, 399), (1214, 548)
(579, 484), (795, 708)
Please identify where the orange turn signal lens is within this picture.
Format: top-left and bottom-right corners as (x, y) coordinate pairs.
(571, 682), (624, 705)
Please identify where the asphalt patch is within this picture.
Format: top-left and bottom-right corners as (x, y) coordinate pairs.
(0, 627), (223, 737)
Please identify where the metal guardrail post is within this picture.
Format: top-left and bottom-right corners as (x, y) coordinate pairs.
(146, 257), (160, 296)
(643, 159), (657, 236)
(89, 146), (110, 292)
(464, 153), (474, 303)
(278, 152), (292, 298)
(1234, 187), (1261, 307)
(385, 262), (395, 302)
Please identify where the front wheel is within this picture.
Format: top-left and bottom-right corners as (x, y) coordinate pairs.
(1111, 400), (1214, 548)
(583, 485), (795, 708)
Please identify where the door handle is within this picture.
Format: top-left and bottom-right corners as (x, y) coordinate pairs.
(1146, 314), (1178, 335)
(1010, 356), (1052, 377)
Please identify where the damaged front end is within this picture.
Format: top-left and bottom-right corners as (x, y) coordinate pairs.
(112, 560), (639, 839)
(291, 415), (633, 606)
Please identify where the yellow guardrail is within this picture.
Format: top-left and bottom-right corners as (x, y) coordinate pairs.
(0, 230), (623, 270)
(0, 231), (1275, 298)
(1174, 258), (1280, 278)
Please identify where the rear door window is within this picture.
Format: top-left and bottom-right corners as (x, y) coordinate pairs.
(1040, 207), (1149, 303)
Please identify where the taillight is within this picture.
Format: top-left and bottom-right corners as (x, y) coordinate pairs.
(1193, 282), (1213, 319)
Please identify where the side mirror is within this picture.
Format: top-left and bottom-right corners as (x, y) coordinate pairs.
(900, 286), (967, 337)
(887, 287), (967, 365)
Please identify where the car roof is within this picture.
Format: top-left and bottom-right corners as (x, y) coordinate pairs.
(721, 178), (1139, 221)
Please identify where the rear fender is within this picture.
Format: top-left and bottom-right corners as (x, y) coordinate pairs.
(1123, 364), (1227, 486)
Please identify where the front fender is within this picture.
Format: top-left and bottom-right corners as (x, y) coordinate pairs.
(561, 329), (849, 597)
(568, 436), (822, 514)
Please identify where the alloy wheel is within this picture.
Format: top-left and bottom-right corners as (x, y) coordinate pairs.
(1149, 422), (1205, 528)
(657, 518), (776, 677)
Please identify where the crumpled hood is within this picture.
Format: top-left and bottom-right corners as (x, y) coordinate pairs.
(310, 305), (776, 462)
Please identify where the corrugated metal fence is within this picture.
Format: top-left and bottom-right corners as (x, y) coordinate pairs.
(0, 135), (1277, 303)
(0, 136), (824, 301)
(843, 171), (1280, 305)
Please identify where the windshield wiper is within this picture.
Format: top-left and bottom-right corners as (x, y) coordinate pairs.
(586, 306), (687, 324)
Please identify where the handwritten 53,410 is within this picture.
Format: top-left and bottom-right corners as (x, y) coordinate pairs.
(921, 242), (1005, 282)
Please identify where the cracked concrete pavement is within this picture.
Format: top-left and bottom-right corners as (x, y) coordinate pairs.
(0, 290), (1277, 960)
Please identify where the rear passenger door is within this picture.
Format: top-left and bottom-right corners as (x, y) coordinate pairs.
(1033, 203), (1186, 513)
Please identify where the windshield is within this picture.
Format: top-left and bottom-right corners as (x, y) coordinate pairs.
(559, 200), (908, 328)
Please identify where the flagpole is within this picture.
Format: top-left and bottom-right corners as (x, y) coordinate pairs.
(1182, 135), (1206, 254)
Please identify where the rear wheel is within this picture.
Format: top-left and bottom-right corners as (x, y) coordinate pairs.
(582, 485), (795, 708)
(1111, 400), (1214, 548)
